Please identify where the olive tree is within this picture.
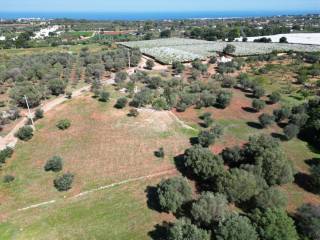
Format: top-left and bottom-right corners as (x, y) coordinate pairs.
(191, 192), (228, 227)
(215, 214), (258, 240)
(157, 177), (192, 213)
(184, 145), (224, 180)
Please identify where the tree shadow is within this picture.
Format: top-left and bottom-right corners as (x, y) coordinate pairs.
(174, 154), (198, 181)
(242, 107), (257, 113)
(246, 121), (263, 129)
(305, 158), (320, 167)
(148, 222), (170, 240)
(245, 93), (255, 99)
(271, 132), (287, 141)
(145, 186), (162, 212)
(277, 122), (287, 129)
(189, 137), (199, 145)
(294, 172), (315, 193)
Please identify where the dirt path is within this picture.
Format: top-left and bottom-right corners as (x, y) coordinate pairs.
(17, 168), (177, 212)
(0, 85), (92, 150)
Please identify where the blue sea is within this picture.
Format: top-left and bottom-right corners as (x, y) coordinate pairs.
(0, 10), (319, 20)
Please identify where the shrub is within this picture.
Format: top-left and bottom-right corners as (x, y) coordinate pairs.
(99, 91), (110, 102)
(35, 108), (44, 119)
(283, 124), (300, 140)
(152, 97), (169, 110)
(216, 214), (258, 240)
(0, 147), (14, 164)
(145, 59), (155, 70)
(48, 79), (67, 96)
(128, 108), (139, 117)
(254, 187), (288, 210)
(191, 192), (228, 227)
(252, 99), (266, 112)
(296, 204), (320, 240)
(253, 85), (265, 98)
(269, 92), (281, 104)
(114, 97), (128, 109)
(53, 173), (74, 191)
(155, 147), (165, 158)
(279, 37), (288, 43)
(259, 113), (274, 128)
(157, 177), (192, 213)
(44, 156), (63, 172)
(3, 175), (15, 183)
(223, 44), (236, 55)
(222, 76), (236, 88)
(172, 61), (185, 74)
(115, 71), (128, 84)
(216, 91), (232, 109)
(15, 126), (33, 141)
(66, 91), (72, 99)
(56, 119), (71, 130)
(273, 107), (291, 122)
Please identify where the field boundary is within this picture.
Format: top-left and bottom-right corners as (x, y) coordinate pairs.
(16, 168), (177, 212)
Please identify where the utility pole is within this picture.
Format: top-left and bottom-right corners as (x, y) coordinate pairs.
(128, 50), (131, 68)
(24, 95), (34, 127)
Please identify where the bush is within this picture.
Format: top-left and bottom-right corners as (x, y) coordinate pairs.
(223, 44), (236, 55)
(3, 175), (15, 183)
(15, 126), (33, 141)
(259, 113), (274, 128)
(221, 76), (237, 88)
(216, 214), (258, 240)
(44, 156), (63, 172)
(269, 92), (281, 104)
(48, 79), (67, 96)
(296, 204), (320, 240)
(0, 147), (14, 164)
(155, 147), (165, 158)
(172, 61), (185, 74)
(191, 192), (228, 227)
(157, 177), (192, 213)
(254, 187), (288, 210)
(115, 71), (128, 84)
(283, 124), (300, 140)
(145, 59), (155, 70)
(114, 97), (128, 109)
(252, 99), (266, 112)
(56, 119), (71, 130)
(253, 85), (265, 98)
(216, 91), (232, 109)
(128, 108), (139, 117)
(99, 91), (110, 102)
(35, 108), (44, 119)
(53, 173), (74, 191)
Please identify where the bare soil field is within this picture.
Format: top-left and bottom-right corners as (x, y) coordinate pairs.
(0, 92), (190, 217)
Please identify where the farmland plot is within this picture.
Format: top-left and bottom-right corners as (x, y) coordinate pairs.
(120, 37), (320, 64)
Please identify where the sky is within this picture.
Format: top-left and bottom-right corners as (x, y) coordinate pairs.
(1, 0), (320, 12)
